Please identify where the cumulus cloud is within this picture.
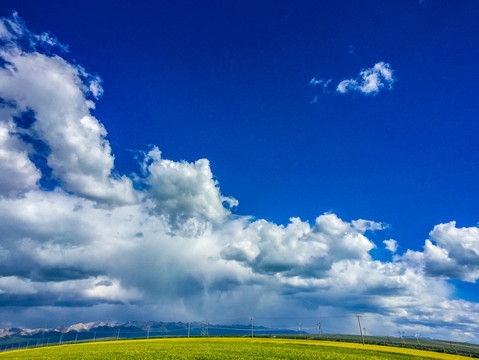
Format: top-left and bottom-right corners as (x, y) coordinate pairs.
(336, 62), (395, 95)
(221, 214), (376, 279)
(0, 13), (478, 342)
(401, 222), (479, 283)
(142, 147), (238, 227)
(0, 117), (41, 195)
(0, 16), (134, 204)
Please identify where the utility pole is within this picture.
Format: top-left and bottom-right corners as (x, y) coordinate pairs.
(298, 323), (302, 333)
(250, 317), (254, 338)
(147, 325), (150, 339)
(317, 322), (322, 335)
(187, 322), (191, 338)
(75, 334), (78, 344)
(117, 329), (120, 340)
(356, 315), (364, 345)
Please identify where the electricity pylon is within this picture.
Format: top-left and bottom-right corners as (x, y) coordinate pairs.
(200, 321), (209, 336)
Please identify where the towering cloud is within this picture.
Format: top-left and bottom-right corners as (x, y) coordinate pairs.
(0, 13), (477, 342)
(0, 13), (135, 204)
(142, 146), (238, 227)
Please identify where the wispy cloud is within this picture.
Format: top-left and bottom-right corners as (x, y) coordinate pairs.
(309, 77), (332, 88)
(309, 77), (332, 103)
(0, 11), (68, 52)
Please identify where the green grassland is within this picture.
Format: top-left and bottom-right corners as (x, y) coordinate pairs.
(0, 337), (474, 360)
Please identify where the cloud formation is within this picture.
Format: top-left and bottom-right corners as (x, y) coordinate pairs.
(142, 147), (238, 227)
(400, 222), (479, 282)
(309, 77), (331, 88)
(0, 13), (478, 341)
(0, 14), (135, 205)
(383, 239), (398, 253)
(309, 63), (395, 102)
(336, 62), (395, 95)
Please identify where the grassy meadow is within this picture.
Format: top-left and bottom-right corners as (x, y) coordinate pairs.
(0, 337), (475, 359)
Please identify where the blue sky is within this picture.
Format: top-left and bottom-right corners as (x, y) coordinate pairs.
(10, 0), (477, 248)
(0, 0), (478, 340)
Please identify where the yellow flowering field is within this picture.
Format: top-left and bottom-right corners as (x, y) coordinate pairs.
(0, 337), (473, 359)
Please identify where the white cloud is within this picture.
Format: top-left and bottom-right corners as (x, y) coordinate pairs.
(142, 146), (238, 227)
(0, 21), (13, 40)
(0, 25), (135, 205)
(399, 222), (479, 283)
(221, 214), (376, 278)
(0, 276), (37, 295)
(0, 121), (41, 196)
(424, 222), (479, 282)
(310, 77), (332, 88)
(336, 62), (396, 95)
(88, 76), (104, 99)
(309, 77), (323, 86)
(309, 77), (332, 104)
(0, 11), (67, 52)
(84, 277), (142, 302)
(383, 239), (398, 253)
(336, 79), (358, 94)
(352, 219), (387, 233)
(0, 13), (478, 342)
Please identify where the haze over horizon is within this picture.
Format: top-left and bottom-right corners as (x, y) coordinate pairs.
(0, 0), (478, 342)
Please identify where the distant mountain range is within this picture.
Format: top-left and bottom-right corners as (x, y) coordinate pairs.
(0, 321), (303, 348)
